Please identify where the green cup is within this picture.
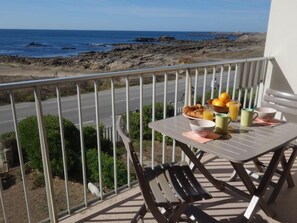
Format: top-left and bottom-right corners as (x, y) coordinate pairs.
(240, 108), (258, 127)
(215, 113), (231, 134)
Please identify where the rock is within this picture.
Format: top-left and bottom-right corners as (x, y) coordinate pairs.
(108, 60), (133, 71)
(113, 45), (132, 51)
(134, 37), (156, 42)
(158, 36), (175, 41)
(26, 42), (47, 47)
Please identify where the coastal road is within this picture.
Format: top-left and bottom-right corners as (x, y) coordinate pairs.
(0, 74), (234, 135)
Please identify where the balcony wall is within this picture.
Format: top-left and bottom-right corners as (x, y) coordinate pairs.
(264, 0), (297, 94)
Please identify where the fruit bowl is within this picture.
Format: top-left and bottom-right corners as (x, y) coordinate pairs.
(208, 99), (229, 113)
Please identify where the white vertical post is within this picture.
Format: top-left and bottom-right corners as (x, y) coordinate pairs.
(139, 75), (143, 165)
(56, 87), (71, 214)
(162, 72), (168, 163)
(202, 67), (207, 106)
(151, 74), (156, 168)
(232, 64), (238, 100)
(110, 78), (117, 194)
(76, 84), (88, 206)
(172, 71), (179, 162)
(0, 176), (7, 223)
(219, 65), (224, 95)
(184, 69), (191, 106)
(226, 64), (231, 93)
(194, 69), (198, 104)
(211, 66), (216, 99)
(10, 92), (31, 223)
(125, 77), (131, 188)
(94, 81), (103, 199)
(34, 87), (57, 223)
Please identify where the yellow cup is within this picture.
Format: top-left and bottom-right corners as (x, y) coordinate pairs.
(215, 113), (231, 134)
(229, 101), (240, 121)
(240, 108), (258, 127)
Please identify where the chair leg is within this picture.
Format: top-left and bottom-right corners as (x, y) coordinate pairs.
(131, 203), (147, 223)
(184, 204), (218, 223)
(168, 203), (188, 223)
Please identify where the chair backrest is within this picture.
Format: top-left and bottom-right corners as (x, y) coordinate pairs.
(116, 116), (144, 179)
(116, 116), (172, 223)
(262, 88), (297, 122)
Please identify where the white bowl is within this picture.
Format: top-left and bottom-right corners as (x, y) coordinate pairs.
(190, 119), (215, 137)
(255, 107), (277, 120)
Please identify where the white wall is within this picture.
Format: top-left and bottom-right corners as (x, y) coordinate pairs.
(264, 0), (297, 94)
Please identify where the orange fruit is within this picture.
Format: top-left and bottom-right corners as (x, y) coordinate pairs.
(211, 98), (220, 106)
(219, 92), (230, 104)
(213, 100), (225, 107)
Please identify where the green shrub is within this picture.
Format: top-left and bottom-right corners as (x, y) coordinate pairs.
(83, 125), (113, 155)
(86, 149), (128, 190)
(18, 115), (81, 177)
(129, 103), (174, 142)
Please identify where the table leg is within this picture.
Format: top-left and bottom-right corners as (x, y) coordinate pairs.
(232, 148), (285, 222)
(268, 147), (297, 204)
(177, 141), (225, 191)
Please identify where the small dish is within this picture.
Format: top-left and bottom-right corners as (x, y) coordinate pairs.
(190, 119), (215, 137)
(255, 107), (277, 120)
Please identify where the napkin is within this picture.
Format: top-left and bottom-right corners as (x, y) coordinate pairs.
(254, 118), (284, 126)
(182, 131), (221, 144)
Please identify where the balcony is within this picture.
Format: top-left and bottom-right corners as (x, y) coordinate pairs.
(0, 57), (296, 222)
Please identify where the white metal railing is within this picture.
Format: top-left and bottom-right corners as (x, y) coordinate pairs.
(0, 57), (272, 222)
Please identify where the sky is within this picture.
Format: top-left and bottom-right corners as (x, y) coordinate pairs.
(0, 0), (271, 32)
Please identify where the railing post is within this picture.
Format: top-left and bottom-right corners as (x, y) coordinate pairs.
(34, 87), (57, 223)
(184, 69), (192, 106)
(94, 80), (103, 199)
(76, 84), (88, 206)
(110, 78), (118, 193)
(56, 86), (71, 214)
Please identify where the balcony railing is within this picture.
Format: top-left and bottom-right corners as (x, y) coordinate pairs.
(0, 57), (271, 222)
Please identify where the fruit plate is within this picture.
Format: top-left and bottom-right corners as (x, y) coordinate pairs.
(182, 112), (203, 120)
(208, 99), (229, 113)
(182, 112), (215, 121)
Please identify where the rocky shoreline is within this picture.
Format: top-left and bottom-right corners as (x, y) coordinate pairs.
(0, 32), (266, 81)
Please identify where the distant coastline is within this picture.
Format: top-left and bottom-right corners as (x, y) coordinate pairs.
(0, 31), (266, 83)
(0, 29), (245, 58)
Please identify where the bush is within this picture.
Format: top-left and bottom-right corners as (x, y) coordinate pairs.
(86, 149), (128, 190)
(129, 103), (174, 142)
(18, 115), (81, 177)
(83, 125), (113, 155)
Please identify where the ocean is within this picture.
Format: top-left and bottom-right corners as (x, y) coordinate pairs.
(0, 29), (237, 58)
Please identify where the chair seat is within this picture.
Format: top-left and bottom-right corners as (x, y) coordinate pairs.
(144, 162), (212, 207)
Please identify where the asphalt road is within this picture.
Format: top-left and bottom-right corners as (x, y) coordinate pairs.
(0, 73), (234, 135)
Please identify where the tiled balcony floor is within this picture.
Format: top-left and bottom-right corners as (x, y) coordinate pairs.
(62, 151), (297, 223)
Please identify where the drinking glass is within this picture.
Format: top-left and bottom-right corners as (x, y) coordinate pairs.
(228, 101), (240, 122)
(203, 105), (214, 121)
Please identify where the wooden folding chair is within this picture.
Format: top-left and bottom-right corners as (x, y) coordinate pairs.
(116, 116), (217, 223)
(259, 88), (297, 203)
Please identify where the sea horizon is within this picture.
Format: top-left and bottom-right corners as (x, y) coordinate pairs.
(0, 29), (240, 58)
